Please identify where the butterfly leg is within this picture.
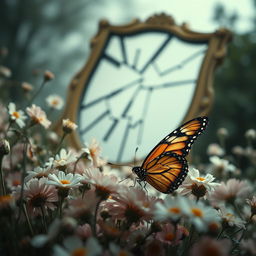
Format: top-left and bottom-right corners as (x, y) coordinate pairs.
(136, 179), (148, 193)
(129, 178), (138, 188)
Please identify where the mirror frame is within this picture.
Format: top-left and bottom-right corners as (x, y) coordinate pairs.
(55, 13), (232, 164)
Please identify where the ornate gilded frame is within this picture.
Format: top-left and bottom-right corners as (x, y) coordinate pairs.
(56, 13), (232, 163)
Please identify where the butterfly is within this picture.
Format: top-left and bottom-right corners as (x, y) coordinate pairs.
(132, 116), (208, 193)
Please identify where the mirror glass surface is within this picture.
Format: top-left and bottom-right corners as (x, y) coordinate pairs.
(79, 31), (207, 163)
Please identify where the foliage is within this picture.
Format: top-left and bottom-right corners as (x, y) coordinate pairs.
(0, 72), (255, 256)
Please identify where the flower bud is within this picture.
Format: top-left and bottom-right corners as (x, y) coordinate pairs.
(21, 82), (33, 92)
(0, 139), (10, 155)
(245, 129), (256, 140)
(0, 66), (11, 78)
(62, 119), (77, 134)
(217, 128), (228, 138)
(44, 70), (55, 82)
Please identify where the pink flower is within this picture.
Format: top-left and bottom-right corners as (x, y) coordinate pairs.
(156, 223), (188, 245)
(26, 104), (51, 128)
(210, 178), (252, 205)
(144, 239), (165, 256)
(82, 168), (120, 200)
(65, 190), (97, 221)
(82, 138), (106, 168)
(189, 237), (231, 256)
(107, 187), (158, 224)
(6, 171), (22, 190)
(76, 224), (93, 240)
(207, 143), (225, 156)
(246, 196), (256, 217)
(24, 177), (58, 216)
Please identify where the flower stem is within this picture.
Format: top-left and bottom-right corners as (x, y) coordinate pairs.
(16, 141), (28, 222)
(217, 227), (225, 240)
(93, 199), (102, 236)
(58, 196), (64, 218)
(27, 80), (46, 106)
(55, 133), (66, 155)
(40, 206), (47, 233)
(0, 156), (6, 195)
(73, 157), (81, 174)
(22, 203), (34, 236)
(230, 216), (252, 253)
(181, 224), (195, 256)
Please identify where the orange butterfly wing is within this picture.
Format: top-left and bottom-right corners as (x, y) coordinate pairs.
(145, 152), (188, 193)
(132, 116), (208, 193)
(142, 116), (208, 169)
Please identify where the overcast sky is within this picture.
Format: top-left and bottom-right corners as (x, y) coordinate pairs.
(104, 0), (254, 33)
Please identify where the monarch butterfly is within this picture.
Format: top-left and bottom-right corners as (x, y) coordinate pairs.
(132, 116), (208, 193)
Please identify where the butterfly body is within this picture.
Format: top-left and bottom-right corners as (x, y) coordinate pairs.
(133, 116), (208, 193)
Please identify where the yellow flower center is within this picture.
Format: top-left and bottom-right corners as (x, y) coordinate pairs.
(32, 116), (44, 124)
(191, 207), (203, 217)
(12, 180), (21, 186)
(118, 250), (129, 256)
(72, 248), (87, 256)
(52, 99), (59, 106)
(12, 111), (20, 118)
(90, 148), (96, 157)
(143, 202), (150, 208)
(168, 207), (181, 214)
(60, 179), (71, 185)
(56, 159), (67, 166)
(165, 232), (175, 241)
(0, 195), (12, 203)
(196, 177), (205, 181)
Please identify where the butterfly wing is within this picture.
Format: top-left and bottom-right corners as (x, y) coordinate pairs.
(145, 152), (188, 193)
(142, 116), (208, 169)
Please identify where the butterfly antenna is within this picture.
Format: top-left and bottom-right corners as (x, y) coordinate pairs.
(119, 177), (129, 183)
(108, 162), (132, 168)
(134, 146), (139, 166)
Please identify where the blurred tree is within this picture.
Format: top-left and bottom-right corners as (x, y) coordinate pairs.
(0, 0), (134, 102)
(196, 1), (256, 160)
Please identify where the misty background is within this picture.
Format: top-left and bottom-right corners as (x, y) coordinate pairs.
(0, 0), (256, 159)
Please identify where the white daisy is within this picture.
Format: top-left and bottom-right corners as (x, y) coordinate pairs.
(178, 168), (220, 199)
(47, 171), (83, 189)
(207, 143), (225, 156)
(46, 94), (64, 110)
(8, 102), (27, 128)
(210, 156), (236, 174)
(26, 104), (51, 128)
(182, 200), (220, 232)
(218, 206), (246, 229)
(25, 166), (52, 182)
(53, 236), (102, 256)
(154, 196), (187, 221)
(47, 149), (77, 169)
